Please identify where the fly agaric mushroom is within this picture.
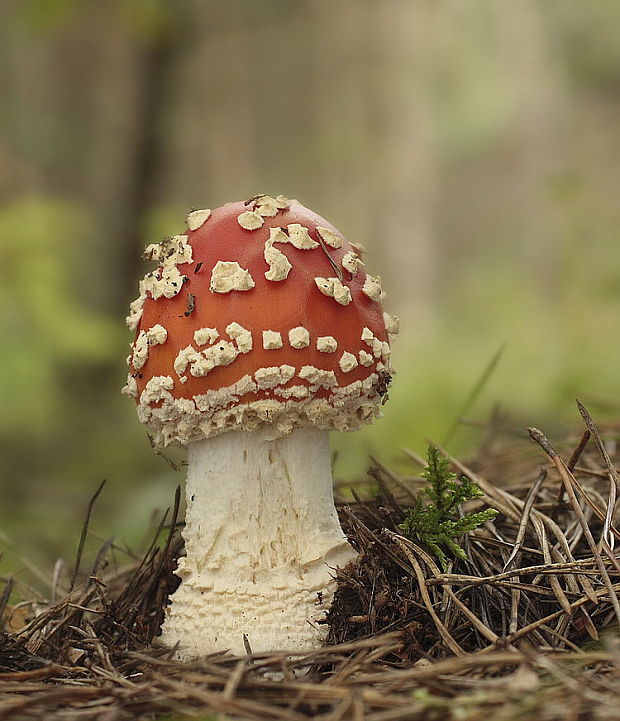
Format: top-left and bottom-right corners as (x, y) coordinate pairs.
(123, 195), (399, 658)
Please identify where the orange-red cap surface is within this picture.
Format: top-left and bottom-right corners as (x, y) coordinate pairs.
(123, 195), (399, 447)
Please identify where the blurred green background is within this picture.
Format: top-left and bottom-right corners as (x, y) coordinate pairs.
(1, 0), (619, 570)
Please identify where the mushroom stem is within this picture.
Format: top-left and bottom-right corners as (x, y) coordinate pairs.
(160, 427), (357, 658)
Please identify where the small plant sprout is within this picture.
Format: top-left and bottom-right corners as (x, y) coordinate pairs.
(400, 446), (498, 570)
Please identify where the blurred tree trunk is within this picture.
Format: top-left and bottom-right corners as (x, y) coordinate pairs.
(371, 0), (438, 327)
(310, 0), (374, 238)
(496, 0), (566, 296)
(160, 0), (258, 208)
(310, 0), (437, 327)
(0, 3), (182, 312)
(84, 5), (185, 312)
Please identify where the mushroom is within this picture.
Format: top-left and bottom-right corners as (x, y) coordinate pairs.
(123, 195), (399, 658)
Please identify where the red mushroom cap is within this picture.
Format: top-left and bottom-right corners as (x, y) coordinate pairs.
(123, 195), (400, 447)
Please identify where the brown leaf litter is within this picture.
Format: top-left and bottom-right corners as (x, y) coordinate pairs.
(2, 404), (620, 720)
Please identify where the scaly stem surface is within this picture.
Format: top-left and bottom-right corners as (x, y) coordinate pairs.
(160, 427), (356, 658)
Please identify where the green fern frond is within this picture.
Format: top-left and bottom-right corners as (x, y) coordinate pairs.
(399, 445), (498, 570)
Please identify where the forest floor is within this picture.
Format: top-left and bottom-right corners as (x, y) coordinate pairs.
(2, 405), (620, 720)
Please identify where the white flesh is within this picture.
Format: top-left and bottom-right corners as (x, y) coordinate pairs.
(159, 427), (357, 658)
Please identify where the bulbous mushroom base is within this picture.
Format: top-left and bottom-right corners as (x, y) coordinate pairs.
(159, 427), (357, 659)
(160, 554), (351, 658)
